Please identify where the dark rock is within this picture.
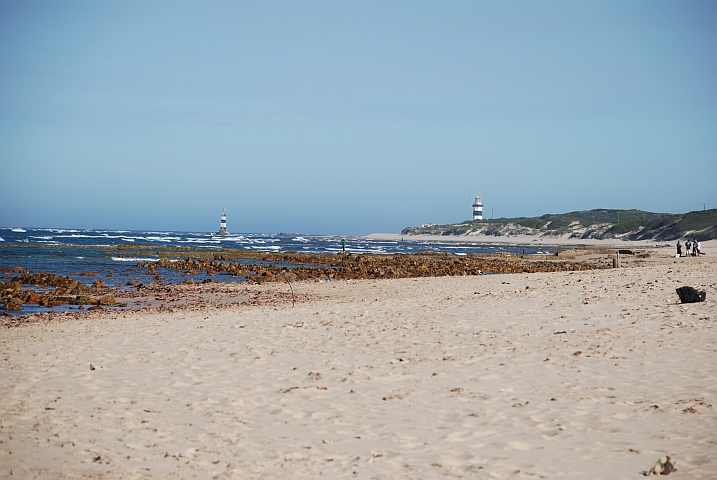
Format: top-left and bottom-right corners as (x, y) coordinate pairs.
(75, 296), (91, 305)
(13, 273), (80, 290)
(99, 295), (116, 306)
(676, 286), (706, 303)
(0, 281), (22, 296)
(25, 292), (41, 304)
(3, 297), (23, 311)
(156, 258), (173, 268)
(280, 272), (298, 282)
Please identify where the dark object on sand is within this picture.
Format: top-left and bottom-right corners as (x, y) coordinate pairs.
(676, 286), (706, 303)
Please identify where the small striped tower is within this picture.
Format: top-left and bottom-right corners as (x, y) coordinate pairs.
(217, 209), (229, 236)
(472, 196), (483, 221)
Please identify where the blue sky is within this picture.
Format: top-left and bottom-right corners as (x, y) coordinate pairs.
(1, 0), (715, 235)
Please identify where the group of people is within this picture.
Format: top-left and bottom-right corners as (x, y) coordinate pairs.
(677, 239), (701, 257)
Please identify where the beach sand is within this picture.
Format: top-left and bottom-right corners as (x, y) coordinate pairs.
(367, 232), (678, 247)
(1, 244), (716, 478)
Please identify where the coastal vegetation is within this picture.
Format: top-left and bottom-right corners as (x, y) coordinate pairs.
(402, 208), (717, 241)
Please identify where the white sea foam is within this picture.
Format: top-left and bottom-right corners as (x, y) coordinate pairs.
(0, 237), (4, 242)
(59, 234), (101, 238)
(183, 238), (221, 244)
(11, 228), (26, 232)
(143, 236), (180, 242)
(293, 237), (310, 242)
(111, 257), (177, 262)
(56, 233), (142, 240)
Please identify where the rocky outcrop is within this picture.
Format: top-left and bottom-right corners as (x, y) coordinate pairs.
(136, 251), (609, 284)
(1, 273), (122, 313)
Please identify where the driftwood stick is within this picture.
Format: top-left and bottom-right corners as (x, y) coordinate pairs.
(280, 272), (296, 308)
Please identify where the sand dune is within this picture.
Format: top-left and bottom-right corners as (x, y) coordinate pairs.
(1, 258), (716, 478)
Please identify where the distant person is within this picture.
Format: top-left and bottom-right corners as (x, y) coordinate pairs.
(685, 239), (692, 257)
(677, 241), (682, 257)
(341, 238), (346, 253)
(694, 239), (700, 257)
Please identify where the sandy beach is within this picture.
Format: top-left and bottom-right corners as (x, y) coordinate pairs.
(366, 232), (673, 247)
(1, 244), (716, 479)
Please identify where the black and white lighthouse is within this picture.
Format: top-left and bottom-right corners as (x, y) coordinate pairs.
(217, 209), (229, 236)
(472, 196), (484, 221)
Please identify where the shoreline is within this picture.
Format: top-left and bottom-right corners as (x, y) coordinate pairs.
(3, 239), (716, 319)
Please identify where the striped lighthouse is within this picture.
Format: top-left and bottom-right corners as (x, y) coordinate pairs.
(472, 196), (483, 221)
(217, 209), (229, 236)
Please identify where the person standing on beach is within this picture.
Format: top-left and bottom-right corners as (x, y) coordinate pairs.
(341, 238), (346, 253)
(686, 239), (692, 257)
(694, 239), (700, 257)
(677, 241), (682, 257)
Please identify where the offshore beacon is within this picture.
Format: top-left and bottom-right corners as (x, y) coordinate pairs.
(472, 195), (484, 221)
(216, 209), (229, 236)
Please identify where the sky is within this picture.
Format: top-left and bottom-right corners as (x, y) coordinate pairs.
(1, 0), (716, 235)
